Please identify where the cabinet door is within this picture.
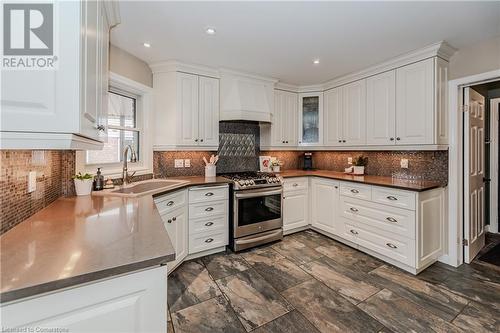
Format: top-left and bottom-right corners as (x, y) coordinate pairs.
(324, 87), (343, 146)
(164, 207), (188, 273)
(366, 71), (395, 145)
(396, 58), (434, 144)
(283, 91), (298, 145)
(342, 80), (366, 145)
(177, 73), (199, 146)
(95, 1), (110, 142)
(198, 76), (219, 147)
(283, 191), (309, 232)
(272, 90), (286, 146)
(299, 92), (323, 145)
(311, 179), (339, 235)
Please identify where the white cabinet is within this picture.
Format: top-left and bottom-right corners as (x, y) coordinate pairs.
(283, 178), (309, 233)
(299, 92), (323, 146)
(0, 0), (116, 149)
(264, 89), (298, 147)
(311, 178), (339, 235)
(366, 70), (396, 145)
(153, 72), (219, 150)
(323, 87), (343, 146)
(1, 266), (167, 332)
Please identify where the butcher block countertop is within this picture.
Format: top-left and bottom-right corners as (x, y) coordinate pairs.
(0, 176), (231, 303)
(278, 169), (443, 192)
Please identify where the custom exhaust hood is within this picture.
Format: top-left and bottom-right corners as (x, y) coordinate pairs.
(219, 70), (278, 123)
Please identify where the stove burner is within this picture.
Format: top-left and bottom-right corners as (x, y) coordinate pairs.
(220, 171), (283, 190)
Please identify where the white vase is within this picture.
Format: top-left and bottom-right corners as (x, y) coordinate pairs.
(74, 179), (93, 196)
(353, 166), (365, 175)
(272, 166), (281, 173)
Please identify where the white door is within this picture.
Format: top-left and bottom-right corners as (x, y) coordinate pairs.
(164, 207), (188, 273)
(342, 80), (367, 145)
(464, 87), (486, 263)
(395, 58), (434, 144)
(298, 92), (323, 146)
(283, 191), (309, 232)
(283, 91), (298, 146)
(366, 70), (396, 145)
(177, 73), (199, 146)
(324, 87), (343, 146)
(311, 179), (339, 235)
(272, 90), (286, 146)
(198, 76), (219, 147)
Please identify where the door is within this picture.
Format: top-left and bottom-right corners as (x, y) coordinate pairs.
(164, 207), (188, 273)
(311, 178), (339, 235)
(272, 90), (286, 146)
(366, 70), (396, 145)
(324, 87), (343, 146)
(396, 58), (434, 144)
(177, 72), (199, 146)
(283, 91), (298, 145)
(464, 87), (486, 263)
(198, 76), (219, 146)
(342, 80), (367, 145)
(283, 191), (309, 232)
(299, 92), (323, 145)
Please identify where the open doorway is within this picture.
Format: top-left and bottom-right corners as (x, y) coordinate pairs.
(463, 80), (500, 264)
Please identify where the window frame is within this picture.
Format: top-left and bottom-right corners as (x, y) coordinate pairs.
(76, 72), (153, 178)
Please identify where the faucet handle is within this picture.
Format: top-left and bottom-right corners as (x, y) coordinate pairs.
(129, 171), (136, 178)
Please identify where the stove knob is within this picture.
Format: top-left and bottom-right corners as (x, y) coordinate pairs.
(245, 180), (250, 185)
(238, 180), (245, 186)
(250, 180), (255, 185)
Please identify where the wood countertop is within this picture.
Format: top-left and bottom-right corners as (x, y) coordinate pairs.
(0, 176), (231, 303)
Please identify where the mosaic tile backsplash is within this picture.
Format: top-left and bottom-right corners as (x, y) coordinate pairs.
(1, 150), (76, 235)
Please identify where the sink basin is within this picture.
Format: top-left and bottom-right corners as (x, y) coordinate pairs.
(94, 179), (190, 197)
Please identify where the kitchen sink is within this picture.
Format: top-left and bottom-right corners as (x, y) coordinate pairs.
(95, 179), (190, 197)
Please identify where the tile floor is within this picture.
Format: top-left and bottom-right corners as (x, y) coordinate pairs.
(167, 230), (500, 333)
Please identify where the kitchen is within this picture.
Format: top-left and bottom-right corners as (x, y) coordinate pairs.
(1, 1), (500, 332)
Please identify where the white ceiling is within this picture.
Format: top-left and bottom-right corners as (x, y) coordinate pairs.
(111, 1), (500, 85)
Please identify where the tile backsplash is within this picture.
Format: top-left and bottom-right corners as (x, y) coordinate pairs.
(1, 150), (76, 234)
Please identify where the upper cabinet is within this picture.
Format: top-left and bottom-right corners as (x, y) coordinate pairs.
(366, 70), (396, 145)
(261, 89), (298, 147)
(0, 1), (118, 150)
(152, 70), (219, 151)
(299, 92), (323, 146)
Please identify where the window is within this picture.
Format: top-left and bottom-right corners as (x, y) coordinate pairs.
(86, 90), (141, 165)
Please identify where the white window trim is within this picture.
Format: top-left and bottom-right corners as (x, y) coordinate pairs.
(76, 72), (153, 179)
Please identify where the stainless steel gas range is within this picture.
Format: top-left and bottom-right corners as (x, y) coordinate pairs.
(221, 172), (283, 251)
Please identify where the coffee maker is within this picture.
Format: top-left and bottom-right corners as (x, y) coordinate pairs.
(301, 152), (314, 170)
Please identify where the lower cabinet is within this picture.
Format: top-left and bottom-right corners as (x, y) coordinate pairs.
(1, 266), (167, 332)
(310, 178), (340, 235)
(283, 178), (309, 233)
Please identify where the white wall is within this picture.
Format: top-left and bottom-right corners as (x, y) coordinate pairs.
(109, 45), (153, 87)
(449, 36), (500, 80)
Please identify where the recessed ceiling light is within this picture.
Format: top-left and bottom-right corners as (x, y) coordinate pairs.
(143, 42), (151, 48)
(313, 59), (320, 65)
(205, 27), (216, 35)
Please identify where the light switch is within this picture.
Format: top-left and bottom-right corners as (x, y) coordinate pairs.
(400, 159), (409, 169)
(174, 159), (184, 168)
(184, 159), (191, 167)
(28, 171), (37, 193)
(348, 157), (353, 165)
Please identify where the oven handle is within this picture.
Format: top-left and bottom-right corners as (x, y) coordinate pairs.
(236, 229), (282, 245)
(234, 188), (282, 199)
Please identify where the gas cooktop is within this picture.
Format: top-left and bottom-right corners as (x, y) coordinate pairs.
(220, 171), (283, 190)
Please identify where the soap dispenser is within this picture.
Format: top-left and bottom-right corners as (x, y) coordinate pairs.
(93, 168), (104, 191)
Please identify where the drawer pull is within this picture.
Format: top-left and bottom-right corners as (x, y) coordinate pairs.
(205, 222), (214, 226)
(205, 238), (214, 243)
(172, 217), (177, 221)
(205, 207), (214, 212)
(167, 219), (172, 224)
(293, 183), (298, 187)
(386, 196), (398, 201)
(350, 229), (359, 235)
(166, 201), (174, 206)
(350, 207), (359, 213)
(205, 192), (214, 196)
(350, 189), (359, 194)
(386, 243), (398, 249)
(386, 217), (398, 223)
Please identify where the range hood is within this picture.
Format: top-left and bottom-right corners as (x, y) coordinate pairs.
(219, 70), (277, 122)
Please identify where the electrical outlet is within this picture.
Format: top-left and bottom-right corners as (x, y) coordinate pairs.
(174, 159), (184, 168)
(400, 158), (409, 169)
(28, 171), (37, 193)
(184, 159), (191, 167)
(348, 157), (353, 165)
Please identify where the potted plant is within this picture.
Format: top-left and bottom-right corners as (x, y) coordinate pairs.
(352, 156), (368, 175)
(270, 159), (283, 173)
(72, 172), (93, 196)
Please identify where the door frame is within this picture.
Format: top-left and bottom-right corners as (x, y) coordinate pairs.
(447, 69), (500, 267)
(490, 98), (500, 234)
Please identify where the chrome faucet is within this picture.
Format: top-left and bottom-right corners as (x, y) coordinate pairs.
(122, 145), (138, 186)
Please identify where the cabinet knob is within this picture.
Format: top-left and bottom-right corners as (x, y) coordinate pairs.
(205, 207), (214, 212)
(285, 141), (289, 144)
(386, 196), (398, 201)
(167, 219), (172, 224)
(390, 137), (395, 141)
(342, 140), (346, 143)
(334, 185), (338, 189)
(205, 222), (214, 226)
(338, 140), (342, 143)
(350, 207), (359, 212)
(166, 201), (174, 206)
(282, 141), (285, 143)
(396, 137), (401, 141)
(172, 216), (177, 221)
(293, 183), (298, 187)
(96, 125), (105, 131)
(386, 243), (398, 249)
(350, 229), (359, 235)
(205, 238), (214, 243)
(200, 139), (204, 142)
(205, 192), (214, 196)
(350, 189), (359, 194)
(195, 139), (199, 142)
(386, 217), (398, 223)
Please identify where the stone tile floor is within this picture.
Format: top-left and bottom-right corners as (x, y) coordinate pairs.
(167, 230), (500, 333)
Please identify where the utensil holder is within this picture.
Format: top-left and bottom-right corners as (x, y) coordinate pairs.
(205, 165), (216, 178)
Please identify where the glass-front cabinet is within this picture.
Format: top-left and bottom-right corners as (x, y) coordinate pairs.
(298, 92), (323, 145)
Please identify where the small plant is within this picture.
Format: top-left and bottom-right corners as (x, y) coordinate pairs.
(72, 172), (93, 180)
(271, 159), (283, 167)
(353, 155), (368, 167)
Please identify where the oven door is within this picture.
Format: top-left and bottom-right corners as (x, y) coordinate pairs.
(234, 187), (282, 238)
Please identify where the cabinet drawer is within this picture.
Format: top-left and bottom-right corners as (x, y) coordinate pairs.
(372, 187), (416, 210)
(189, 229), (228, 254)
(346, 221), (415, 267)
(189, 200), (227, 219)
(340, 182), (371, 200)
(189, 215), (227, 234)
(189, 185), (228, 203)
(154, 189), (187, 215)
(340, 197), (415, 239)
(283, 177), (308, 192)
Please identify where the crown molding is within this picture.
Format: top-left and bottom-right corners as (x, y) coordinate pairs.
(103, 1), (121, 28)
(149, 60), (220, 78)
(219, 68), (279, 84)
